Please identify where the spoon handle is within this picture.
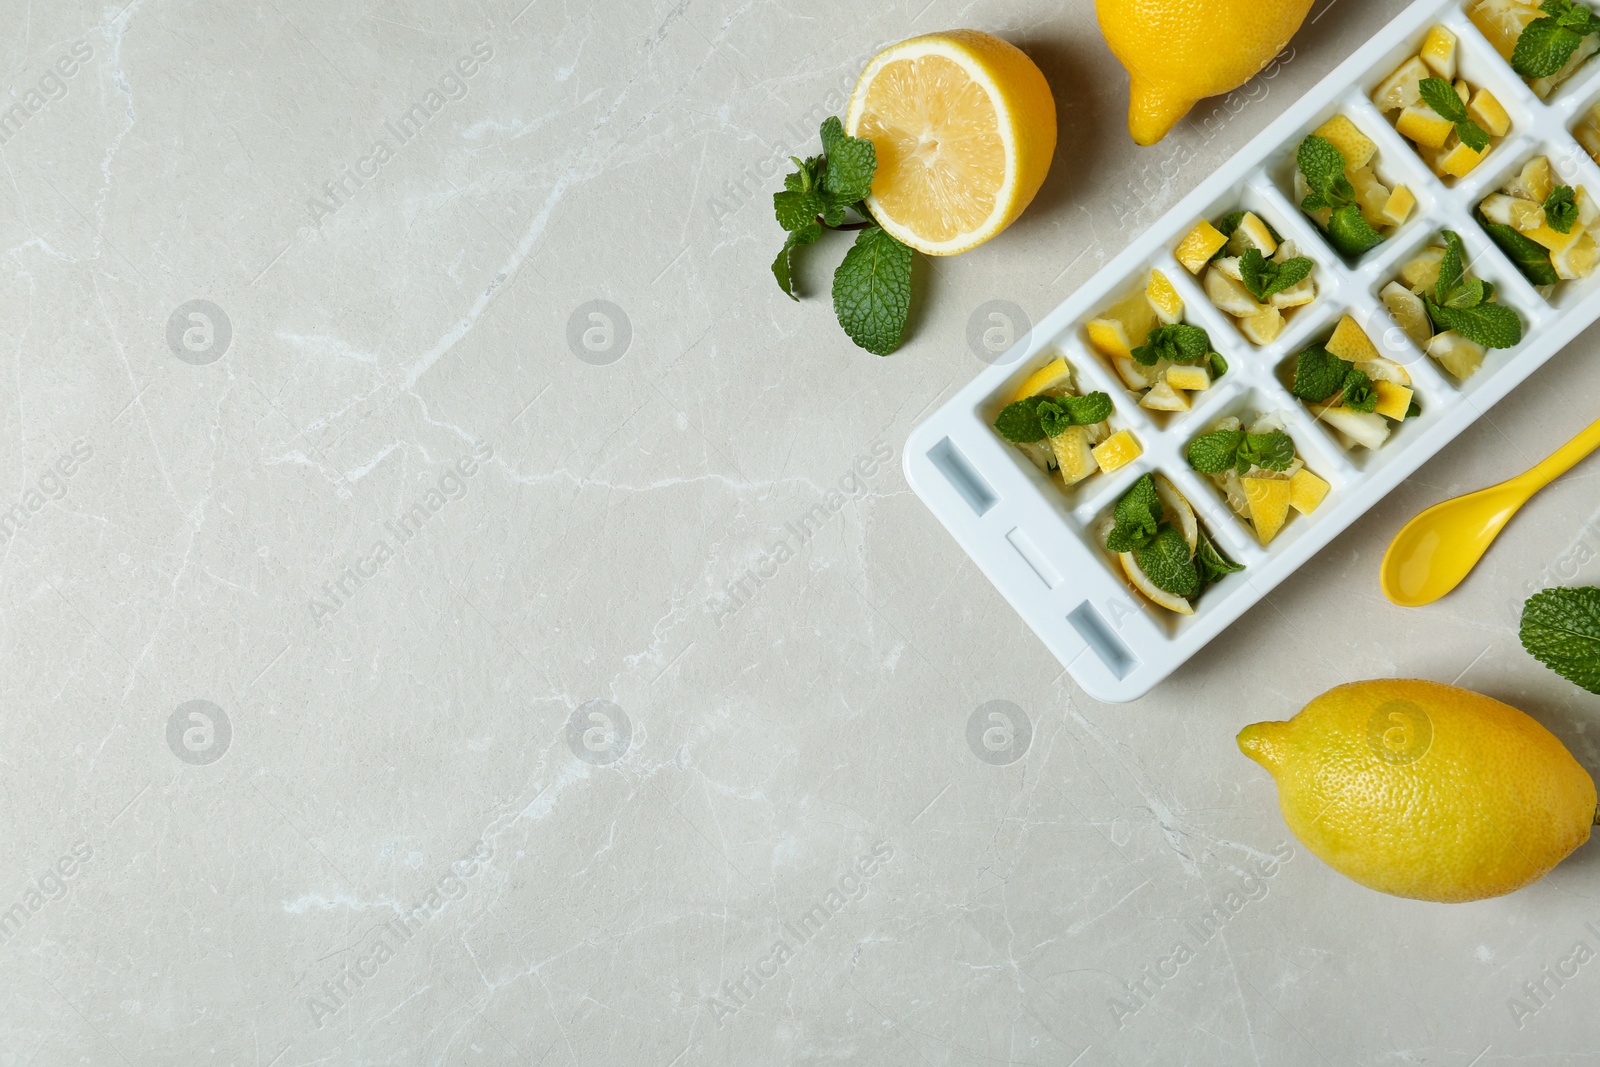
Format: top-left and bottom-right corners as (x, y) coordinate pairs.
(1527, 414), (1600, 490)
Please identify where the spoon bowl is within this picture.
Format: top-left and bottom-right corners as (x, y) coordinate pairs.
(1381, 415), (1600, 607)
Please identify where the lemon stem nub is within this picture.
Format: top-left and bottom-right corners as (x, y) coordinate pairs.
(1237, 721), (1289, 772)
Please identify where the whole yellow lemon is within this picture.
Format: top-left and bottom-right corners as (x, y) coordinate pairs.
(1238, 679), (1596, 903)
(1096, 0), (1313, 145)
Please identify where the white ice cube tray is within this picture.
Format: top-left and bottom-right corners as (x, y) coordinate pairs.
(905, 0), (1600, 702)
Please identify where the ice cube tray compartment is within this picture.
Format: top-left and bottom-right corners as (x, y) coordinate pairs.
(903, 0), (1600, 701)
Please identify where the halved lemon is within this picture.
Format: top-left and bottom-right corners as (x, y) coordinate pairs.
(845, 30), (1057, 256)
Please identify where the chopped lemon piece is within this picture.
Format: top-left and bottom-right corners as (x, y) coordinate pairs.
(1239, 304), (1285, 345)
(1481, 192), (1544, 230)
(1317, 405), (1391, 450)
(1154, 475), (1198, 552)
(1470, 0), (1542, 60)
(1139, 380), (1190, 412)
(1372, 380), (1414, 421)
(1226, 212), (1278, 257)
(1086, 290), (1158, 359)
(1348, 165), (1393, 227)
(1506, 156), (1553, 202)
(1166, 364), (1212, 390)
(1313, 114), (1376, 170)
(1112, 355), (1160, 390)
(1092, 429), (1142, 473)
(1243, 477), (1292, 545)
(1436, 138), (1489, 178)
(1086, 319), (1133, 360)
(1051, 425), (1097, 485)
(1551, 231), (1600, 279)
(1176, 220), (1228, 273)
(1578, 106), (1600, 162)
(1288, 469), (1329, 515)
(1269, 277), (1317, 309)
(1420, 25), (1458, 79)
(1382, 185), (1416, 225)
(1396, 104), (1454, 147)
(1523, 219), (1584, 252)
(1427, 330), (1486, 379)
(1146, 269), (1184, 324)
(1381, 282), (1432, 348)
(1400, 246), (1445, 291)
(1326, 314), (1380, 364)
(1468, 88), (1510, 137)
(1373, 56), (1429, 111)
(1011, 356), (1072, 402)
(1204, 268), (1262, 317)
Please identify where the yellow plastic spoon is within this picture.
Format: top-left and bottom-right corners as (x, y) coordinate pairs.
(1381, 415), (1600, 606)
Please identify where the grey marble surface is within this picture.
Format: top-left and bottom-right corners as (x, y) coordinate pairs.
(5, 0), (1600, 1063)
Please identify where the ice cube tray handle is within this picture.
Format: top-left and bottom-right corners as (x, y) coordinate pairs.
(1381, 415), (1600, 607)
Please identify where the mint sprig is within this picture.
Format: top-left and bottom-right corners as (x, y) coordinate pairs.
(1476, 208), (1561, 285)
(1238, 248), (1314, 302)
(1290, 344), (1380, 409)
(1521, 586), (1600, 692)
(1187, 428), (1295, 474)
(1296, 135), (1386, 256)
(1134, 526), (1199, 598)
(1417, 78), (1490, 153)
(993, 392), (1114, 443)
(772, 117), (916, 356)
(1545, 185), (1579, 233)
(1130, 323), (1214, 367)
(1512, 0), (1600, 79)
(1104, 474), (1163, 552)
(1421, 230), (1524, 349)
(1195, 529), (1245, 585)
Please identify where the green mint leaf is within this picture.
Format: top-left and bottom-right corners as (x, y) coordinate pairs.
(1436, 230), (1468, 305)
(1546, 185), (1579, 233)
(1301, 191), (1330, 212)
(1209, 351), (1229, 378)
(1132, 322), (1214, 366)
(1406, 399), (1422, 418)
(1134, 525), (1200, 597)
(787, 155), (826, 193)
(1291, 345), (1352, 403)
(1239, 248), (1271, 301)
(993, 397), (1048, 442)
(1240, 430), (1296, 472)
(1418, 77), (1467, 122)
(1341, 367), (1378, 412)
(774, 189), (824, 231)
(1038, 398), (1076, 437)
(1477, 210), (1561, 284)
(1216, 211), (1247, 237)
(831, 225), (913, 356)
(772, 223), (821, 300)
(1425, 298), (1523, 348)
(1108, 473), (1162, 552)
(1513, 18), (1583, 77)
(1326, 203), (1385, 256)
(1195, 529), (1245, 586)
(1062, 391), (1114, 426)
(1521, 587), (1600, 693)
(1187, 429), (1244, 474)
(1456, 117), (1491, 152)
(818, 117), (877, 204)
(1265, 257), (1314, 297)
(1296, 135), (1347, 198)
(1445, 276), (1486, 309)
